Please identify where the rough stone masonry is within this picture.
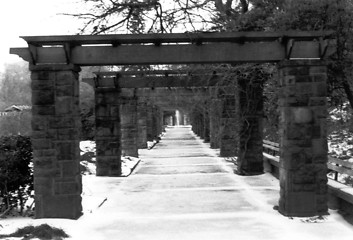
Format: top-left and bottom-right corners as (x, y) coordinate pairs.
(278, 60), (328, 217)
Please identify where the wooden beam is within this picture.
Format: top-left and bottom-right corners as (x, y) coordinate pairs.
(11, 41), (332, 65)
(93, 70), (214, 76)
(20, 31), (333, 46)
(83, 75), (219, 88)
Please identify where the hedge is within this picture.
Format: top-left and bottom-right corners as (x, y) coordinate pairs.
(0, 135), (33, 216)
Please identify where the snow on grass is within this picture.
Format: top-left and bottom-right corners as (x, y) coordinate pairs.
(79, 140), (141, 177)
(79, 140), (141, 214)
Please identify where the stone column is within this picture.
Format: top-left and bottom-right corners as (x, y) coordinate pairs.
(219, 87), (238, 157)
(95, 88), (121, 176)
(203, 104), (210, 143)
(198, 111), (205, 139)
(237, 78), (264, 175)
(151, 106), (158, 140)
(278, 60), (328, 217)
(120, 94), (138, 157)
(156, 107), (164, 136)
(137, 100), (148, 149)
(191, 112), (196, 134)
(151, 106), (163, 140)
(210, 98), (223, 149)
(178, 110), (185, 125)
(172, 114), (177, 126)
(30, 64), (82, 219)
(146, 102), (154, 141)
(193, 111), (203, 138)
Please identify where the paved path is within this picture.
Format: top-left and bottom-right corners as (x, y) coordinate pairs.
(80, 126), (353, 240)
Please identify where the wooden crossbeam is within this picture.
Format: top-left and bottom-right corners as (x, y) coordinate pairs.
(11, 41), (334, 65)
(20, 31), (333, 46)
(10, 31), (335, 65)
(83, 75), (220, 88)
(94, 70), (186, 76)
(93, 69), (217, 77)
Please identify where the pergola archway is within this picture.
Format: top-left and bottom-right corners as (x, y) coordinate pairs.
(11, 31), (334, 219)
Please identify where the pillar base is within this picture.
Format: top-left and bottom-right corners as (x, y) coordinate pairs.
(35, 195), (82, 219)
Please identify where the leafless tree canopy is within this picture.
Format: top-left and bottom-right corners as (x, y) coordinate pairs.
(65, 0), (254, 34)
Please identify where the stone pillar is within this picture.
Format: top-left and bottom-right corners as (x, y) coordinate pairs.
(193, 111), (202, 138)
(190, 112), (195, 133)
(163, 112), (173, 125)
(219, 88), (238, 157)
(203, 104), (210, 143)
(137, 100), (148, 149)
(146, 102), (154, 141)
(237, 78), (264, 175)
(156, 107), (164, 136)
(191, 113), (196, 133)
(172, 114), (177, 126)
(278, 60), (328, 217)
(95, 88), (121, 176)
(210, 98), (223, 149)
(198, 111), (205, 139)
(120, 94), (138, 157)
(30, 64), (82, 219)
(151, 106), (163, 140)
(151, 106), (158, 139)
(178, 110), (185, 125)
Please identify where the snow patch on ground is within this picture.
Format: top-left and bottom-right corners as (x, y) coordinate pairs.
(79, 140), (140, 177)
(80, 140), (96, 154)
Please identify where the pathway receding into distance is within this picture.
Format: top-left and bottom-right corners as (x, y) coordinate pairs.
(78, 126), (353, 240)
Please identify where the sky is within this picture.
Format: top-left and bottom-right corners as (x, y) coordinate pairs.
(0, 0), (84, 71)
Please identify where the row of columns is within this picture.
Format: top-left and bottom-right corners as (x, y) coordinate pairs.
(192, 80), (264, 176)
(30, 60), (329, 219)
(30, 65), (165, 218)
(190, 60), (329, 217)
(95, 89), (165, 177)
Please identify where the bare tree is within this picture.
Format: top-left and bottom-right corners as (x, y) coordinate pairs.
(65, 0), (255, 34)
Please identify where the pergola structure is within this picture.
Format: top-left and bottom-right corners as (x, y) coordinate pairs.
(11, 31), (334, 219)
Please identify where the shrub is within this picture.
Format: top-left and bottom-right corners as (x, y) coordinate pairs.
(0, 135), (33, 216)
(0, 224), (69, 240)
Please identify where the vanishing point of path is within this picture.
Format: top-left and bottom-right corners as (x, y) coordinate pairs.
(80, 126), (353, 240)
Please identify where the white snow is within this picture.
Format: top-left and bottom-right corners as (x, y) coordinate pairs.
(80, 141), (96, 154)
(1, 136), (353, 239)
(1, 170), (353, 240)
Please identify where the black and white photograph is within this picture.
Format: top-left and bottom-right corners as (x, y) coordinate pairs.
(1, 0), (353, 239)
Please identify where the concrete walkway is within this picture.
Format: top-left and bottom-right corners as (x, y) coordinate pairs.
(79, 126), (353, 240)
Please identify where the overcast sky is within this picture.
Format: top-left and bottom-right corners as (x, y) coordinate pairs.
(0, 0), (83, 71)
